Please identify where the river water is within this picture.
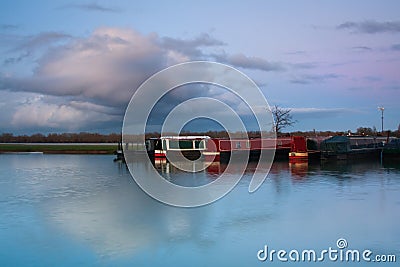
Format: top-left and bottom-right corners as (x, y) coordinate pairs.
(0, 154), (399, 266)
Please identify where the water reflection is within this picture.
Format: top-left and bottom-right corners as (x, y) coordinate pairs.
(382, 158), (400, 170)
(0, 154), (399, 266)
(289, 160), (309, 180)
(47, 180), (212, 258)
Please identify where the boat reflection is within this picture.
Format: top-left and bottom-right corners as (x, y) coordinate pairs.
(289, 159), (309, 180)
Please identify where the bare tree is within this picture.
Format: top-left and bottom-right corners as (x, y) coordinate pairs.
(271, 105), (296, 134)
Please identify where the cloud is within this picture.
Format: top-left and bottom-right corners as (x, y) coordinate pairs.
(391, 44), (400, 51)
(291, 107), (354, 114)
(290, 107), (357, 119)
(290, 73), (341, 84)
(3, 52), (30, 65)
(0, 24), (19, 30)
(1, 28), (282, 107)
(145, 84), (244, 131)
(337, 20), (400, 34)
(213, 52), (285, 71)
(61, 2), (121, 13)
(0, 27), (285, 132)
(285, 50), (307, 55)
(15, 32), (71, 51)
(2, 31), (71, 65)
(1, 28), (167, 107)
(352, 46), (372, 51)
(10, 94), (121, 131)
(161, 33), (225, 58)
(291, 62), (318, 69)
(363, 75), (381, 82)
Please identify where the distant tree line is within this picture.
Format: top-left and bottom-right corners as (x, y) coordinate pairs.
(1, 127), (399, 143)
(0, 132), (121, 143)
(290, 128), (399, 138)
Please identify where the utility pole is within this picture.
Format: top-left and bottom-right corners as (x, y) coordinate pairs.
(378, 107), (384, 133)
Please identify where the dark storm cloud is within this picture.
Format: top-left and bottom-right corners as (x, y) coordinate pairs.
(1, 28), (285, 107)
(337, 20), (400, 34)
(0, 27), (288, 130)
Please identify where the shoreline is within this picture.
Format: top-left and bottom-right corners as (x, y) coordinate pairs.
(0, 144), (118, 154)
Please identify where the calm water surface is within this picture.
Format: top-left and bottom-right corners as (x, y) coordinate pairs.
(0, 154), (399, 266)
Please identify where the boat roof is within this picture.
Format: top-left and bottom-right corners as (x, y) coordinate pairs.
(322, 135), (386, 144)
(160, 136), (211, 140)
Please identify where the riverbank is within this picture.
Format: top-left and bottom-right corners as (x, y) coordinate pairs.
(0, 144), (118, 154)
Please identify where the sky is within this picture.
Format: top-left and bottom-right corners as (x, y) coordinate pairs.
(0, 0), (399, 134)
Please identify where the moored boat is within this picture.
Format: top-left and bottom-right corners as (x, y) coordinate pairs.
(289, 136), (308, 161)
(383, 138), (400, 159)
(320, 136), (383, 161)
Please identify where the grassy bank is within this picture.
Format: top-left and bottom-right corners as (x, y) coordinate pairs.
(0, 144), (118, 154)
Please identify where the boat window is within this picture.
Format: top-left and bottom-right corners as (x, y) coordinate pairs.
(236, 142), (241, 149)
(145, 140), (151, 151)
(194, 140), (205, 149)
(180, 140), (193, 149)
(168, 140), (193, 149)
(168, 140), (179, 149)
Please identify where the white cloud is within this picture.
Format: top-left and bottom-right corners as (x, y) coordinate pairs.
(10, 94), (119, 131)
(31, 27), (165, 105)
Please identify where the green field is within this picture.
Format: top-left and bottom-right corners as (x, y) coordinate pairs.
(0, 144), (118, 154)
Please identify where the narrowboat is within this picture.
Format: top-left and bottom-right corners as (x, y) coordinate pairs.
(320, 136), (383, 161)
